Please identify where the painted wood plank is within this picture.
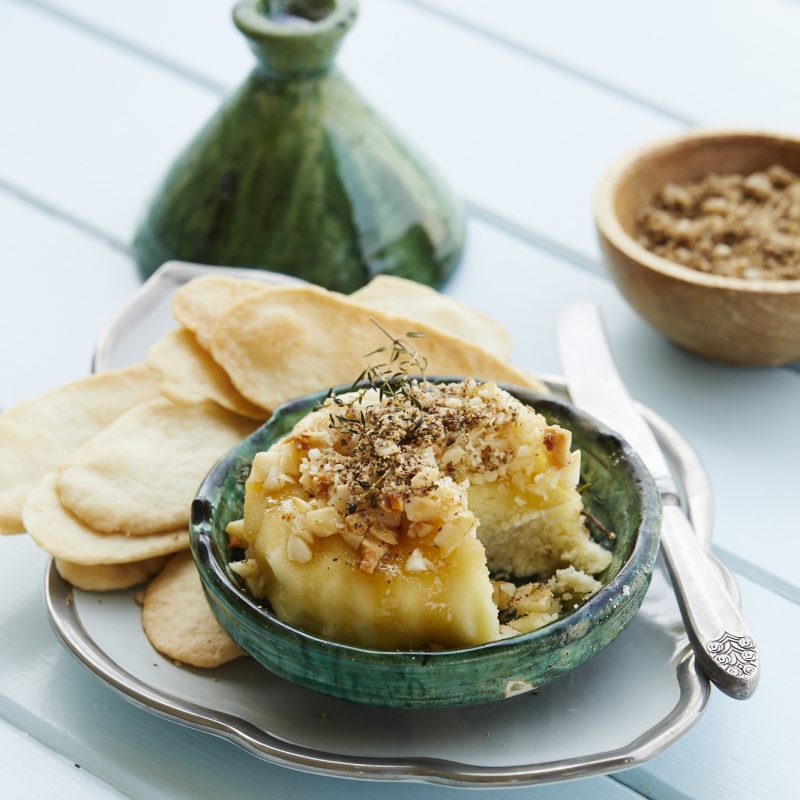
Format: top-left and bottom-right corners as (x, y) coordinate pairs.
(416, 0), (800, 130)
(617, 573), (800, 800)
(0, 535), (642, 799)
(0, 0), (218, 243)
(21, 0), (251, 89)
(0, 718), (126, 800)
(0, 191), (139, 410)
(5, 0), (682, 264)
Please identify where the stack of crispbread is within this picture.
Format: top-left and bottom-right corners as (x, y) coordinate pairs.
(1, 274), (539, 667)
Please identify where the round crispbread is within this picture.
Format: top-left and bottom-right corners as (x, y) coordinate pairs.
(56, 398), (256, 536)
(0, 364), (159, 534)
(23, 473), (189, 565)
(147, 328), (267, 420)
(142, 550), (244, 668)
(55, 556), (168, 591)
(210, 285), (548, 411)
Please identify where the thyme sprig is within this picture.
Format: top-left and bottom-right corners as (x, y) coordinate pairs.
(347, 467), (391, 514)
(350, 320), (428, 403)
(324, 320), (428, 438)
(582, 509), (616, 541)
(320, 320), (430, 514)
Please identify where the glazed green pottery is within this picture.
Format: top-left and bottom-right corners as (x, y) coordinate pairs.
(133, 0), (465, 292)
(190, 380), (662, 709)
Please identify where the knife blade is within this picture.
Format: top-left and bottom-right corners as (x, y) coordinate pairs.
(558, 304), (678, 498)
(557, 301), (759, 700)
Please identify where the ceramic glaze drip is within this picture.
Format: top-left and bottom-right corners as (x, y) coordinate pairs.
(133, 0), (464, 290)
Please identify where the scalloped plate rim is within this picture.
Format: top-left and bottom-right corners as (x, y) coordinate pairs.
(43, 262), (736, 787)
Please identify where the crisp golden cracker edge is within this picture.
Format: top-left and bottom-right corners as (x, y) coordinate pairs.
(351, 275), (514, 359)
(146, 328), (268, 421)
(141, 551), (244, 669)
(23, 473), (190, 565)
(54, 398), (257, 537)
(209, 285), (549, 411)
(55, 556), (169, 592)
(0, 364), (162, 540)
(172, 275), (274, 351)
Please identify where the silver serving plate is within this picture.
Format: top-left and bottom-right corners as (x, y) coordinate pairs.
(45, 263), (737, 788)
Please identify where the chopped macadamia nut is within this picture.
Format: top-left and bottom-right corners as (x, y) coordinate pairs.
(305, 506), (340, 537)
(359, 537), (388, 574)
(287, 535), (312, 564)
(492, 580), (516, 611)
(543, 426), (572, 468)
(225, 518), (244, 541)
(405, 547), (434, 573)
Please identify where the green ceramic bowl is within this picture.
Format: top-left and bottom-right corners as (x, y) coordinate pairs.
(190, 380), (661, 708)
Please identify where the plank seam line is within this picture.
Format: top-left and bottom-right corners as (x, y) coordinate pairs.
(0, 173), (601, 284)
(465, 200), (605, 276)
(10, 0), (228, 97)
(0, 702), (133, 799)
(398, 0), (698, 127)
(610, 774), (653, 799)
(614, 772), (695, 800)
(0, 178), (131, 255)
(713, 544), (800, 605)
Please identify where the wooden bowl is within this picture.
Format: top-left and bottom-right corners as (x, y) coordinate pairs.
(595, 130), (800, 366)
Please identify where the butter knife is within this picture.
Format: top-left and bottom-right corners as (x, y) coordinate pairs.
(557, 301), (759, 700)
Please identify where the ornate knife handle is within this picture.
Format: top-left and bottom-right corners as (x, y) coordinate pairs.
(660, 501), (759, 700)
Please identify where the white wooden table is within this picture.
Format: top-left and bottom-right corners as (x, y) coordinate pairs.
(1, 1), (798, 797)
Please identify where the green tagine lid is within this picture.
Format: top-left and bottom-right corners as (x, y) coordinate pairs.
(133, 0), (465, 292)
